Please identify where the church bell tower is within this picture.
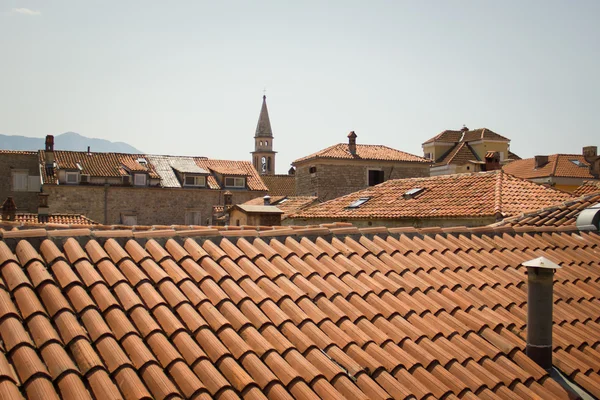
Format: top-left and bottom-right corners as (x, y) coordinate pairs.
(251, 95), (276, 175)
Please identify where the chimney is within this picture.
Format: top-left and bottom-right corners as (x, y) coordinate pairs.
(484, 152), (501, 171)
(1, 197), (17, 221)
(288, 166), (296, 176)
(38, 193), (49, 216)
(460, 125), (469, 132)
(583, 146), (599, 177)
(348, 131), (357, 155)
(223, 191), (233, 206)
(87, 146), (91, 156)
(45, 135), (55, 166)
(534, 155), (549, 169)
(523, 256), (561, 371)
(263, 195), (271, 205)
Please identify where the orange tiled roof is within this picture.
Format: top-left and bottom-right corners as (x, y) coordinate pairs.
(40, 151), (160, 183)
(503, 154), (595, 179)
(3, 213), (99, 225)
(293, 143), (429, 164)
(494, 191), (600, 228)
(0, 225), (599, 398)
(291, 170), (573, 221)
(573, 180), (600, 196)
(0, 150), (37, 155)
(261, 174), (296, 196)
(434, 141), (480, 166)
(196, 159), (268, 191)
(423, 128), (509, 145)
(244, 196), (319, 218)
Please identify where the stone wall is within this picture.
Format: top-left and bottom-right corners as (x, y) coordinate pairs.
(0, 153), (40, 213)
(295, 160), (430, 201)
(44, 185), (265, 225)
(284, 216), (496, 228)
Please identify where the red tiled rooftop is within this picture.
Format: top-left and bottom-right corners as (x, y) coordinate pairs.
(293, 143), (429, 164)
(573, 180), (600, 196)
(503, 154), (595, 179)
(494, 191), (600, 228)
(0, 224), (599, 398)
(291, 170), (573, 221)
(1, 213), (99, 225)
(423, 128), (509, 145)
(261, 175), (296, 196)
(244, 196), (319, 218)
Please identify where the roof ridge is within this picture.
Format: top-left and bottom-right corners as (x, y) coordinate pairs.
(494, 170), (504, 214)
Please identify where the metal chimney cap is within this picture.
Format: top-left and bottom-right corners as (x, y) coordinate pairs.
(523, 256), (561, 269)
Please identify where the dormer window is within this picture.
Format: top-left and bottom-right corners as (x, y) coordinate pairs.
(134, 174), (147, 186)
(65, 172), (79, 184)
(225, 177), (245, 188)
(347, 197), (370, 209)
(184, 175), (206, 187)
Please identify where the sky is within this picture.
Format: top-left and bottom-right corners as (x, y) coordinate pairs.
(1, 1), (599, 174)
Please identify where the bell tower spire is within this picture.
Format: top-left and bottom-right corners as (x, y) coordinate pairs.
(251, 94), (277, 175)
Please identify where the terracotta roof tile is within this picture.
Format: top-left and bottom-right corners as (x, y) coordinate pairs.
(293, 143), (429, 164)
(503, 154), (596, 179)
(496, 192), (600, 228)
(423, 128), (509, 145)
(290, 170), (572, 221)
(434, 141), (479, 166)
(573, 180), (600, 196)
(1, 225), (600, 398)
(244, 196), (319, 218)
(260, 174), (296, 196)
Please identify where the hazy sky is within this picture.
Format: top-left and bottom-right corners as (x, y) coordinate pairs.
(1, 1), (599, 173)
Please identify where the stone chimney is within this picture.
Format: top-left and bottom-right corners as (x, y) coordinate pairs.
(348, 131), (357, 155)
(45, 135), (55, 166)
(460, 125), (469, 133)
(523, 256), (561, 371)
(484, 152), (501, 171)
(38, 193), (49, 216)
(1, 197), (17, 221)
(263, 195), (271, 206)
(583, 146), (599, 178)
(223, 191), (233, 207)
(534, 155), (549, 169)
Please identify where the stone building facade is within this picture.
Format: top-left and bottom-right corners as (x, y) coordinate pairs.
(0, 151), (41, 213)
(43, 185), (263, 226)
(293, 132), (430, 202)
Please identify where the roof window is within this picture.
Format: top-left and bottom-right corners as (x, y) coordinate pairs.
(347, 197), (370, 209)
(403, 187), (425, 199)
(137, 158), (148, 166)
(570, 159), (586, 167)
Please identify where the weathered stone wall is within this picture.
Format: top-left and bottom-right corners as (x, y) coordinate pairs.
(295, 160), (430, 201)
(284, 216), (496, 228)
(0, 153), (40, 213)
(44, 185), (265, 225)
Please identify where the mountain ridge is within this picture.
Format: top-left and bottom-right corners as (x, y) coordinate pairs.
(0, 132), (141, 153)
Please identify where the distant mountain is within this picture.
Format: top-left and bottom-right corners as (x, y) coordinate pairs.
(0, 132), (141, 153)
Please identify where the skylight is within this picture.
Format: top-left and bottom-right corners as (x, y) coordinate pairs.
(570, 159), (586, 167)
(137, 158), (148, 165)
(347, 197), (370, 208)
(403, 187), (425, 199)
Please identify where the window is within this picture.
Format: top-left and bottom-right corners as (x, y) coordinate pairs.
(403, 187), (425, 199)
(309, 166), (317, 174)
(12, 171), (28, 191)
(225, 177), (245, 188)
(185, 210), (202, 225)
(134, 174), (147, 186)
(368, 169), (385, 186)
(424, 153), (432, 160)
(570, 159), (586, 167)
(65, 172), (79, 184)
(347, 197), (371, 209)
(184, 175), (206, 187)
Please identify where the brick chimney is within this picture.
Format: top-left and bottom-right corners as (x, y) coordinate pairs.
(534, 155), (549, 169)
(484, 152), (501, 171)
(263, 195), (271, 205)
(348, 131), (357, 155)
(583, 146), (599, 178)
(45, 135), (55, 166)
(523, 256), (561, 371)
(1, 197), (17, 221)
